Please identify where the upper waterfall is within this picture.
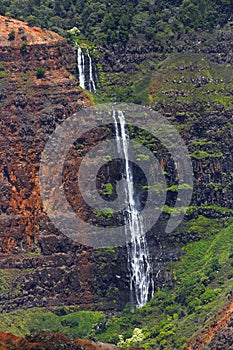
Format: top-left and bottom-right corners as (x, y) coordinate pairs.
(76, 46), (97, 92)
(87, 49), (96, 91)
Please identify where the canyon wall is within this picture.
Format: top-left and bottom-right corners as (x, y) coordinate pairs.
(0, 15), (232, 315)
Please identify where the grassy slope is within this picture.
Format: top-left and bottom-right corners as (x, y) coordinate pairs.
(95, 50), (233, 112)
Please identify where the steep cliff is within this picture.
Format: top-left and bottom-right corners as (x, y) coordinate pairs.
(96, 28), (233, 211)
(0, 15), (88, 251)
(0, 16), (129, 312)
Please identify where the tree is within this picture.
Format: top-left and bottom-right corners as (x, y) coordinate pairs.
(36, 67), (46, 79)
(26, 15), (37, 26)
(8, 29), (15, 41)
(20, 41), (27, 54)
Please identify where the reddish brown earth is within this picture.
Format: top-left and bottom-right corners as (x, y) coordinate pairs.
(187, 299), (233, 349)
(0, 15), (91, 251)
(0, 15), (62, 46)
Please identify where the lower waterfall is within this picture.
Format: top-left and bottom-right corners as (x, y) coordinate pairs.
(113, 111), (154, 308)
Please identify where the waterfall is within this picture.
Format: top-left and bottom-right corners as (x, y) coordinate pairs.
(77, 47), (85, 89)
(113, 111), (154, 308)
(87, 49), (96, 92)
(76, 46), (97, 92)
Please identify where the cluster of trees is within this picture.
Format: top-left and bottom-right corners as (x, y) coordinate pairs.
(0, 0), (232, 46)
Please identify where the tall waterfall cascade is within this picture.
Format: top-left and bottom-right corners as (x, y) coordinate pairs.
(113, 111), (154, 308)
(76, 46), (97, 92)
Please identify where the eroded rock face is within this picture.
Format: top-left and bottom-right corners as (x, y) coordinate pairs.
(0, 15), (89, 251)
(0, 16), (130, 312)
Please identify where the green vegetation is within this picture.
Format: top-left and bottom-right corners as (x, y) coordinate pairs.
(0, 1), (232, 349)
(190, 149), (223, 160)
(0, 63), (7, 78)
(149, 53), (233, 111)
(0, 0), (232, 46)
(36, 66), (46, 79)
(20, 40), (27, 54)
(8, 29), (15, 40)
(0, 308), (105, 338)
(118, 328), (145, 347)
(102, 183), (113, 195)
(94, 57), (158, 105)
(166, 183), (193, 192)
(0, 268), (33, 295)
(94, 207), (114, 218)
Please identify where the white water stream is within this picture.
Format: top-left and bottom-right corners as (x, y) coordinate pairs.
(77, 47), (85, 89)
(113, 111), (154, 308)
(87, 49), (96, 91)
(77, 47), (96, 91)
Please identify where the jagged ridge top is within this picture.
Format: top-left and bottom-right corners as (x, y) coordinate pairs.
(0, 15), (65, 46)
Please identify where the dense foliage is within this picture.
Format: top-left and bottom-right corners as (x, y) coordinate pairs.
(0, 0), (232, 46)
(0, 309), (105, 338)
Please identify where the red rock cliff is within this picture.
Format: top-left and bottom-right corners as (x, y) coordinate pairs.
(0, 16), (129, 312)
(0, 15), (91, 251)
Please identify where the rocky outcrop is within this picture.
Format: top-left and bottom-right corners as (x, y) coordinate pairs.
(98, 28), (233, 212)
(99, 29), (233, 74)
(0, 16), (188, 314)
(148, 52), (233, 210)
(208, 323), (233, 349)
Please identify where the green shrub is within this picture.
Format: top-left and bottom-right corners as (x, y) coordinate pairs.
(36, 67), (46, 79)
(102, 183), (113, 195)
(20, 41), (27, 54)
(8, 29), (15, 41)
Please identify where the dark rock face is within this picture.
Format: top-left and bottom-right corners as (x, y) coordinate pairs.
(99, 30), (233, 211)
(208, 324), (233, 349)
(100, 30), (233, 74)
(96, 29), (233, 318)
